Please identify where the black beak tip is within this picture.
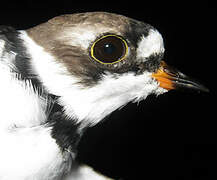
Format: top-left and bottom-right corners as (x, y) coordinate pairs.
(198, 85), (210, 93)
(174, 75), (210, 93)
(187, 83), (209, 93)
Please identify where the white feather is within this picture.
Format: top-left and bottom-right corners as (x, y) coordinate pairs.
(0, 62), (48, 129)
(0, 127), (70, 180)
(137, 29), (165, 60)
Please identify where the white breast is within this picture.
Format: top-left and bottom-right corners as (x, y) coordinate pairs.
(0, 56), (71, 180)
(0, 127), (71, 180)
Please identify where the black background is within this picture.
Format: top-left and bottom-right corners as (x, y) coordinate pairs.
(1, 1), (216, 179)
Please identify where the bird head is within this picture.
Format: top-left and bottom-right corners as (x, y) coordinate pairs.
(22, 12), (208, 127)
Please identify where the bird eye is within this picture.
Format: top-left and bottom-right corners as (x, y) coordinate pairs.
(90, 35), (128, 64)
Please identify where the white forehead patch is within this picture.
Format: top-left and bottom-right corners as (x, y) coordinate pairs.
(136, 29), (165, 60)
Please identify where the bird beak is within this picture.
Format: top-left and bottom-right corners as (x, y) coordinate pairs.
(152, 61), (209, 92)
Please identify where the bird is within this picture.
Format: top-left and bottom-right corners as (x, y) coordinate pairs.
(0, 12), (208, 180)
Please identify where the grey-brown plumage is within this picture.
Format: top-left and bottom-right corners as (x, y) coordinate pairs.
(27, 12), (158, 86)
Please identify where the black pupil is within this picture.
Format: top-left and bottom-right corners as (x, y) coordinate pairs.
(104, 43), (116, 55)
(93, 36), (126, 63)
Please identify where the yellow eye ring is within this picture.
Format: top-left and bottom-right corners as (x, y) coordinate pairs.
(90, 34), (128, 65)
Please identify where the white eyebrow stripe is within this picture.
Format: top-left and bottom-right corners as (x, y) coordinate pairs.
(136, 29), (165, 60)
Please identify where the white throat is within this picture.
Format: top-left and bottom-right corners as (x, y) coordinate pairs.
(60, 72), (166, 126)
